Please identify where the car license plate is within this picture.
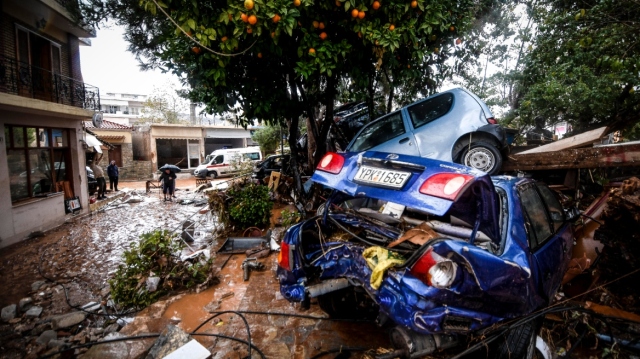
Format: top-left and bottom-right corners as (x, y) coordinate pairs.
(354, 166), (411, 188)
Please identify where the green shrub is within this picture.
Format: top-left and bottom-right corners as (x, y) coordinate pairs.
(228, 183), (273, 228)
(109, 230), (212, 309)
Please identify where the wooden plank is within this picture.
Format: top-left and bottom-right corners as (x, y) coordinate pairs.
(517, 126), (609, 155)
(502, 141), (640, 171)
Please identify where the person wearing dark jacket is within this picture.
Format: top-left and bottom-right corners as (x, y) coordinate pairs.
(158, 169), (176, 202)
(107, 160), (119, 191)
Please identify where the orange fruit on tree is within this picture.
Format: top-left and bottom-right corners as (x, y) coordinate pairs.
(389, 24), (395, 31)
(357, 31), (362, 38)
(247, 27), (253, 33)
(358, 10), (365, 19)
(221, 36), (228, 42)
(244, 0), (254, 10)
(257, 52), (262, 58)
(312, 21), (319, 28)
(372, 1), (380, 10)
(271, 31), (275, 38)
(228, 13), (233, 20)
(273, 14), (281, 23)
(351, 9), (359, 18)
(309, 48), (316, 54)
(192, 46), (201, 54)
(294, 0), (301, 6)
(319, 22), (325, 29)
(434, 47), (439, 53)
(241, 13), (248, 22)
(449, 25), (455, 32)
(410, 0), (417, 8)
(319, 32), (327, 40)
(407, 64), (411, 68)
(248, 15), (257, 25)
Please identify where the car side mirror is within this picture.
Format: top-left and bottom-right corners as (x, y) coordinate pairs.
(564, 207), (581, 222)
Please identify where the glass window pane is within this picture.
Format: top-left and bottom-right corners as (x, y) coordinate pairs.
(350, 112), (406, 152)
(7, 149), (29, 201)
(27, 128), (37, 147)
(29, 149), (53, 195)
(537, 184), (565, 232)
(38, 128), (50, 147)
(407, 93), (454, 129)
(52, 46), (61, 74)
(52, 149), (69, 182)
(13, 127), (25, 147)
(519, 186), (552, 249)
(52, 129), (68, 147)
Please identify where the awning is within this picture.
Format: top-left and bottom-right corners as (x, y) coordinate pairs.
(98, 135), (125, 141)
(85, 133), (103, 154)
(84, 128), (115, 151)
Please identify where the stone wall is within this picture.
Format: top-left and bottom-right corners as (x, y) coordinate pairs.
(120, 160), (153, 181)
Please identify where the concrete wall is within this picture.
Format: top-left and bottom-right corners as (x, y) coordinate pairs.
(0, 105), (90, 248)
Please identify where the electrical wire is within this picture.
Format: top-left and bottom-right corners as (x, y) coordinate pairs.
(327, 215), (412, 255)
(309, 346), (369, 359)
(191, 311), (252, 358)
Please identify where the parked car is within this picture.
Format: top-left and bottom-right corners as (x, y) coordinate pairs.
(278, 151), (576, 358)
(193, 148), (263, 178)
(251, 154), (291, 183)
(345, 88), (507, 175)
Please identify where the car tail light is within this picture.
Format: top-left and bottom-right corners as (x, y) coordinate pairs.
(278, 242), (292, 271)
(419, 173), (473, 201)
(410, 248), (458, 289)
(334, 116), (343, 123)
(317, 152), (345, 174)
(487, 117), (498, 124)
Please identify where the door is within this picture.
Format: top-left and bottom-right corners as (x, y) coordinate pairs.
(405, 92), (457, 161)
(347, 111), (419, 157)
(109, 145), (122, 167)
(29, 34), (53, 101)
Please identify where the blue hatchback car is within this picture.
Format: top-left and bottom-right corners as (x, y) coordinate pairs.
(278, 151), (575, 358)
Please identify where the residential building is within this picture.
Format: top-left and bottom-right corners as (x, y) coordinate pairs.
(0, 0), (98, 248)
(100, 91), (147, 126)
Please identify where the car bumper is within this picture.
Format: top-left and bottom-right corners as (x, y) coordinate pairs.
(478, 124), (508, 149)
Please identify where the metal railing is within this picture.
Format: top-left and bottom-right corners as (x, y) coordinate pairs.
(0, 55), (100, 110)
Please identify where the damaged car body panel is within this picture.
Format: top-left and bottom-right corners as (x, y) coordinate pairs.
(278, 151), (574, 338)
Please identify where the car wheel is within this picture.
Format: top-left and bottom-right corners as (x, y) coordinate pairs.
(316, 287), (378, 320)
(460, 140), (503, 175)
(491, 318), (542, 359)
(208, 171), (218, 179)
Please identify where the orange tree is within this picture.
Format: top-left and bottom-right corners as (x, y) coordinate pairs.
(71, 0), (495, 193)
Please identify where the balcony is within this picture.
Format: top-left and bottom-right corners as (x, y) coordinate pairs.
(0, 55), (100, 111)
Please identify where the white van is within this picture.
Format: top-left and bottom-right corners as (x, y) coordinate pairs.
(193, 148), (262, 178)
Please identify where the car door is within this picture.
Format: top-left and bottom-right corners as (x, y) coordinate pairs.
(517, 183), (566, 302)
(347, 111), (419, 157)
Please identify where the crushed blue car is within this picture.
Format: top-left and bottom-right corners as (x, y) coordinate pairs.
(277, 151), (576, 358)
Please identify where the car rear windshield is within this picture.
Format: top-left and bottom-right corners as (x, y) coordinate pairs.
(407, 93), (453, 129)
(349, 112), (405, 152)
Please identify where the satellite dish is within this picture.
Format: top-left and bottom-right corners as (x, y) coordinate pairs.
(92, 112), (103, 128)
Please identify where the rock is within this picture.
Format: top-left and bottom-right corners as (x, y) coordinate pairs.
(145, 325), (191, 359)
(9, 318), (21, 324)
(15, 322), (35, 333)
(25, 306), (43, 319)
(51, 312), (86, 330)
(146, 277), (161, 293)
(47, 339), (66, 349)
(1, 304), (17, 322)
(82, 332), (155, 359)
(36, 330), (57, 345)
(33, 323), (51, 336)
(31, 281), (46, 292)
(104, 323), (119, 334)
(19, 298), (33, 312)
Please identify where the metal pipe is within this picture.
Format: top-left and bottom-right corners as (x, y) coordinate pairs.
(306, 278), (350, 298)
(401, 217), (492, 242)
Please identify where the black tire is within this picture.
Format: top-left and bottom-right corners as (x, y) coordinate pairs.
(491, 318), (542, 359)
(459, 140), (503, 175)
(207, 171), (218, 179)
(316, 287), (378, 320)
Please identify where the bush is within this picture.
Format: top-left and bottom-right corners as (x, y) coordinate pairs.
(109, 230), (213, 309)
(228, 183), (273, 228)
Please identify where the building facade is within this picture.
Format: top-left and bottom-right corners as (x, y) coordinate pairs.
(100, 91), (147, 126)
(0, 0), (98, 248)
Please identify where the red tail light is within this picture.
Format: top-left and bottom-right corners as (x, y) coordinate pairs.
(278, 242), (291, 271)
(334, 116), (343, 123)
(487, 117), (498, 125)
(410, 248), (458, 289)
(317, 152), (345, 174)
(419, 173), (473, 201)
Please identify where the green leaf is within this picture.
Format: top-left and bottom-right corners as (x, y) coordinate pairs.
(345, 1), (350, 11)
(187, 19), (196, 30)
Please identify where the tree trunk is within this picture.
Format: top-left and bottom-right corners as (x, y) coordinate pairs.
(314, 75), (336, 164)
(285, 72), (303, 197)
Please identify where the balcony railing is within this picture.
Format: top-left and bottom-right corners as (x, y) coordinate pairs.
(0, 55), (100, 111)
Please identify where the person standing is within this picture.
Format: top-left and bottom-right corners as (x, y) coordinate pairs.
(89, 159), (106, 200)
(107, 160), (119, 191)
(158, 168), (176, 202)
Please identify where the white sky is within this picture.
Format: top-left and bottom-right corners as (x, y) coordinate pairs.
(79, 24), (182, 96)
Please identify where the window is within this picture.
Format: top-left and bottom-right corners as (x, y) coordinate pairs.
(350, 112), (406, 152)
(107, 106), (119, 114)
(244, 152), (261, 160)
(407, 93), (454, 129)
(518, 184), (552, 251)
(4, 125), (71, 202)
(16, 26), (62, 73)
(537, 184), (565, 232)
(212, 155), (224, 164)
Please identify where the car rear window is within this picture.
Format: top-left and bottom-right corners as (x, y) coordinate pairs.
(407, 93), (453, 129)
(518, 184), (552, 250)
(349, 112), (405, 152)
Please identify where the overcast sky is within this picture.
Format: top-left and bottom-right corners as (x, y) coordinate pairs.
(79, 24), (182, 96)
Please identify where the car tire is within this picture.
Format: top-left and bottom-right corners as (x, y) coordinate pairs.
(491, 318), (542, 359)
(316, 287), (378, 320)
(207, 171), (218, 179)
(460, 140), (503, 175)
